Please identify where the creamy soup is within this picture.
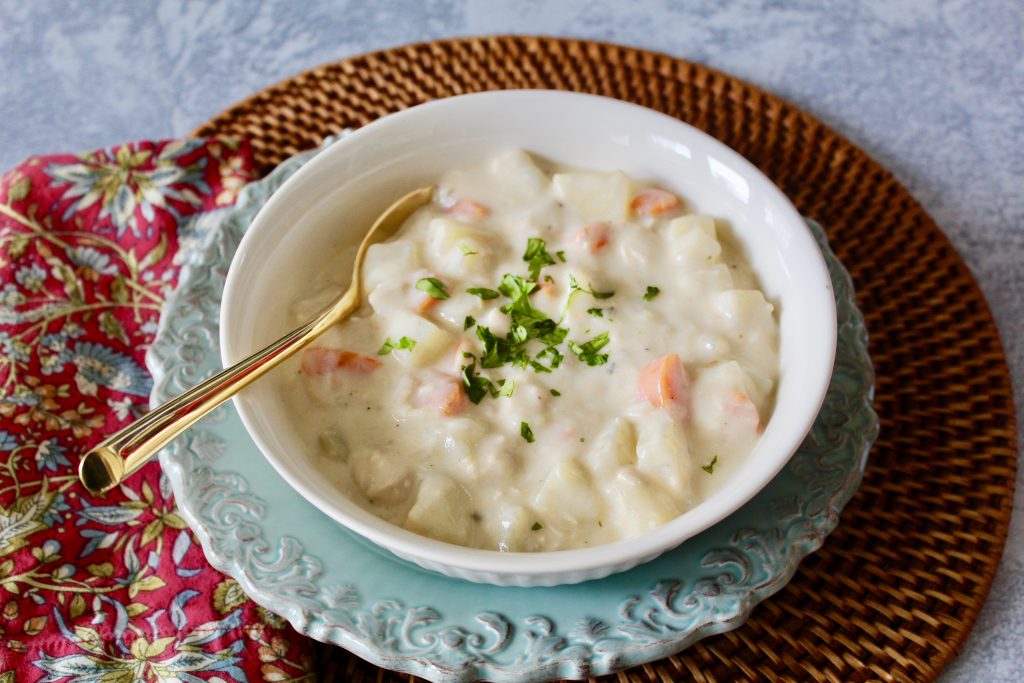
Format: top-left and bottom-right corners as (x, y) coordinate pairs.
(281, 150), (779, 552)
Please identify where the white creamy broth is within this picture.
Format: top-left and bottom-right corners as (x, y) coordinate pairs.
(280, 150), (779, 552)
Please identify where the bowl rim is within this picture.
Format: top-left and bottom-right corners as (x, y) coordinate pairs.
(221, 89), (838, 581)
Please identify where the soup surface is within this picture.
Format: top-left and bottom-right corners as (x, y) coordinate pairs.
(282, 150), (779, 551)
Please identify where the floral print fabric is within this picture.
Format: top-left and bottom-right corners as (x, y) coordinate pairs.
(0, 139), (314, 680)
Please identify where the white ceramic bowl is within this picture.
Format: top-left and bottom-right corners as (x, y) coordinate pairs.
(220, 91), (837, 587)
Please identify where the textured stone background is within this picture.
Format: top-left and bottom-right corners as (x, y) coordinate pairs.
(1, 0), (1020, 679)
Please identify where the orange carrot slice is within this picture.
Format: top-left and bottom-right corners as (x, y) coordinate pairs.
(416, 376), (468, 416)
(301, 348), (381, 375)
(445, 198), (489, 221)
(631, 188), (681, 217)
(638, 354), (690, 417)
(726, 391), (761, 432)
(574, 221), (610, 253)
(414, 292), (440, 314)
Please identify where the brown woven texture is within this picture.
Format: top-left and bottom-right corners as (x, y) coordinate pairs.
(195, 36), (1017, 683)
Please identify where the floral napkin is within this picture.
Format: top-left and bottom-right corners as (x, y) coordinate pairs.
(0, 140), (314, 680)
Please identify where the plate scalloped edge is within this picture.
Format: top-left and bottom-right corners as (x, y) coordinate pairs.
(148, 139), (879, 683)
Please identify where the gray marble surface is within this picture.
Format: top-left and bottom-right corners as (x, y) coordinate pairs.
(1, 0), (1020, 679)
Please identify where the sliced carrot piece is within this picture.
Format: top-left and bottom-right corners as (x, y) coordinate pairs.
(414, 291), (440, 314)
(574, 221), (610, 253)
(445, 198), (489, 221)
(726, 391), (761, 432)
(416, 376), (467, 416)
(301, 348), (381, 375)
(638, 354), (690, 417)
(631, 188), (682, 217)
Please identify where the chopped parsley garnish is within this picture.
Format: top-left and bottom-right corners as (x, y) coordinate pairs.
(454, 239), (618, 411)
(377, 336), (416, 355)
(535, 345), (564, 371)
(459, 243), (478, 255)
(555, 250), (567, 263)
(568, 331), (611, 366)
(523, 237), (556, 280)
(520, 421), (535, 443)
(498, 273), (536, 300)
(460, 360), (516, 403)
(702, 456), (719, 474)
(467, 287), (500, 300)
(416, 277), (450, 299)
(568, 275), (615, 308)
(643, 286), (661, 301)
(531, 522), (543, 531)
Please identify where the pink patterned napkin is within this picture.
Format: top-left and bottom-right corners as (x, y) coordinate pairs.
(0, 139), (314, 680)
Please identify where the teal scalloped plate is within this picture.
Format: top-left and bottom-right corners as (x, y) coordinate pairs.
(149, 141), (879, 683)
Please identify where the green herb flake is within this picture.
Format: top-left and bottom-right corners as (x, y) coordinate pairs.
(461, 362), (491, 404)
(531, 522), (543, 531)
(556, 250), (567, 263)
(643, 285), (661, 301)
(568, 331), (611, 366)
(498, 273), (537, 300)
(586, 307), (604, 318)
(377, 336), (417, 355)
(461, 362), (515, 404)
(550, 388), (561, 396)
(523, 237), (556, 281)
(416, 277), (450, 300)
(568, 274), (615, 305)
(467, 287), (500, 300)
(702, 456), (719, 474)
(521, 421), (536, 443)
(459, 243), (478, 256)
(464, 315), (476, 330)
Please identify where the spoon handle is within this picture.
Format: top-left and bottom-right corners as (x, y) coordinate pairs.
(78, 308), (338, 494)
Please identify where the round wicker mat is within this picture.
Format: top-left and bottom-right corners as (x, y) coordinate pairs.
(194, 36), (1017, 682)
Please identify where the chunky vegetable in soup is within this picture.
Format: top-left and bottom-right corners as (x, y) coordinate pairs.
(281, 150), (779, 551)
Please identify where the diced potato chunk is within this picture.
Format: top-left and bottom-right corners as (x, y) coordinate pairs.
(552, 171), (633, 222)
(490, 150), (549, 198)
(585, 418), (637, 477)
(492, 502), (532, 552)
(425, 218), (490, 277)
(635, 411), (695, 506)
(379, 311), (454, 368)
(534, 459), (602, 525)
(668, 215), (721, 269)
(603, 467), (681, 538)
(352, 450), (413, 505)
(404, 474), (472, 545)
(713, 290), (775, 332)
(691, 361), (767, 438)
(363, 241), (421, 293)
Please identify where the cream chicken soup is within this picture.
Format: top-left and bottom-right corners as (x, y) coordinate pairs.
(281, 151), (779, 552)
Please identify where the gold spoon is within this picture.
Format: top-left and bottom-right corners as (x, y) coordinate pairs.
(78, 186), (434, 495)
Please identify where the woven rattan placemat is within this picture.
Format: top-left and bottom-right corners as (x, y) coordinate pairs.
(194, 36), (1017, 682)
